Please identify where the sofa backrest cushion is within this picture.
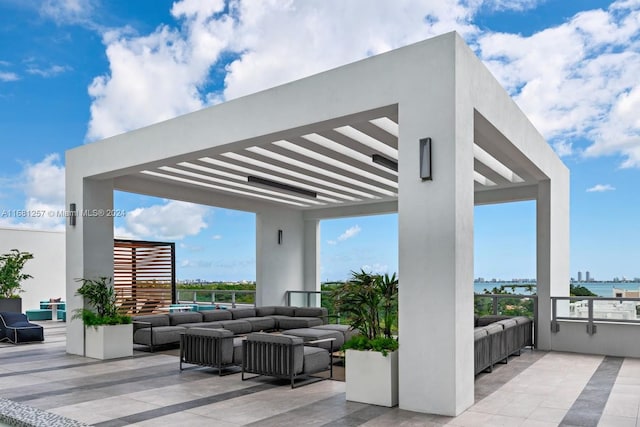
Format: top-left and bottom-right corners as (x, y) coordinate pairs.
(186, 327), (233, 338)
(201, 310), (233, 322)
(274, 306), (296, 317)
(229, 308), (256, 319)
(0, 312), (29, 326)
(474, 327), (489, 340)
(476, 315), (513, 327)
(255, 306), (277, 316)
(294, 307), (327, 318)
(168, 312), (203, 326)
(132, 314), (169, 330)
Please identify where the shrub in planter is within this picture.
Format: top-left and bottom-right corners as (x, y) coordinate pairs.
(0, 249), (34, 299)
(73, 277), (131, 326)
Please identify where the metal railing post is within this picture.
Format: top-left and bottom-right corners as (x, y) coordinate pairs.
(587, 298), (597, 335)
(232, 292), (236, 308)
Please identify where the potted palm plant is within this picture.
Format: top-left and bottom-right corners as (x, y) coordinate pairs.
(74, 276), (132, 359)
(331, 270), (399, 407)
(0, 249), (34, 313)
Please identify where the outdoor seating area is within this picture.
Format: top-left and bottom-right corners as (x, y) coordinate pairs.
(132, 306), (336, 352)
(1, 320), (638, 426)
(473, 314), (533, 375)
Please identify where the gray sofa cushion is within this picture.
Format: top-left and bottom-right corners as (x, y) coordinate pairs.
(181, 321), (224, 329)
(255, 306), (277, 316)
(484, 323), (504, 335)
(496, 318), (518, 329)
(282, 328), (343, 350)
(169, 312), (203, 326)
(132, 314), (169, 331)
(513, 316), (532, 325)
(233, 337), (244, 364)
(477, 315), (513, 327)
(294, 307), (327, 319)
(218, 319), (252, 334)
(474, 327), (489, 340)
(302, 346), (330, 374)
(229, 308), (256, 319)
(277, 316), (323, 330)
(134, 325), (185, 346)
(312, 324), (358, 342)
(202, 310), (232, 322)
(243, 317), (276, 332)
(274, 306), (296, 317)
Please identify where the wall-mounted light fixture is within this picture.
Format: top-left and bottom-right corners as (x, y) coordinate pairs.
(371, 154), (398, 172)
(419, 137), (432, 180)
(278, 229), (283, 245)
(69, 203), (77, 226)
(248, 176), (317, 198)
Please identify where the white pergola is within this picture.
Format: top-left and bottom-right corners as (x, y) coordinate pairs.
(66, 32), (569, 416)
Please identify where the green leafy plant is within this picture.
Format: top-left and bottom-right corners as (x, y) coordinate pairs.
(331, 270), (399, 356)
(73, 277), (131, 327)
(0, 249), (34, 298)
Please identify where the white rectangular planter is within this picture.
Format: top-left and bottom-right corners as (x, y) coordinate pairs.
(345, 349), (399, 407)
(85, 324), (133, 360)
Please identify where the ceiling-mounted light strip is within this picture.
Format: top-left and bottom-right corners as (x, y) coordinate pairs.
(248, 176), (317, 198)
(247, 147), (395, 197)
(140, 170), (309, 207)
(202, 155), (364, 201)
(334, 125), (398, 159)
(369, 117), (399, 137)
(177, 162), (338, 203)
(159, 166), (326, 205)
(371, 154), (398, 172)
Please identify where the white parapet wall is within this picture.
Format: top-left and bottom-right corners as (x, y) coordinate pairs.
(551, 320), (640, 358)
(0, 227), (66, 312)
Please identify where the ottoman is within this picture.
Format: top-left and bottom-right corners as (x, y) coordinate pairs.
(282, 328), (344, 351)
(311, 324), (358, 342)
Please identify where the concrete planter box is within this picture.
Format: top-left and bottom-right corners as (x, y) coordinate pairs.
(85, 323), (133, 360)
(0, 298), (22, 313)
(345, 349), (399, 407)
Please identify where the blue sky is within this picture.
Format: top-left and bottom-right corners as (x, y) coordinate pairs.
(1, 0), (639, 282)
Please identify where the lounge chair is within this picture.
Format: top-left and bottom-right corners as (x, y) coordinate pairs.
(0, 312), (44, 344)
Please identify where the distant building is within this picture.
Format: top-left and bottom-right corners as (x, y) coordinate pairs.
(586, 271), (591, 282)
(578, 271), (583, 282)
(613, 288), (640, 298)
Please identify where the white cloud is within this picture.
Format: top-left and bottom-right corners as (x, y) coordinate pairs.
(338, 225), (361, 242)
(0, 72), (19, 82)
(477, 1), (640, 168)
(123, 200), (209, 240)
(361, 263), (389, 274)
(39, 0), (95, 26)
(586, 184), (616, 192)
(212, 234), (222, 240)
(26, 64), (72, 78)
(86, 0), (479, 140)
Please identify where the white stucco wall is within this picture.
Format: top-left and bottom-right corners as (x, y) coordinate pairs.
(0, 227), (66, 311)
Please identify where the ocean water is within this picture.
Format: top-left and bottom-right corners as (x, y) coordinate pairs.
(473, 282), (640, 297)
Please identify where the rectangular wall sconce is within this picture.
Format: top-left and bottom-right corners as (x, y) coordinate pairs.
(69, 203), (77, 226)
(419, 137), (432, 180)
(277, 229), (283, 245)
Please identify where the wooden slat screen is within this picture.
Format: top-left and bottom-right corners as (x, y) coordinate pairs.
(114, 239), (176, 315)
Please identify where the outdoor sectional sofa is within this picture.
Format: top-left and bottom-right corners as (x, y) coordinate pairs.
(132, 306), (332, 352)
(474, 314), (533, 375)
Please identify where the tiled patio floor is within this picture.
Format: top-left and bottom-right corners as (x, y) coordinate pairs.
(1, 321), (639, 426)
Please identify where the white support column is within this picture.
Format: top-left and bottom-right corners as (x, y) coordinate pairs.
(65, 177), (115, 356)
(303, 219), (320, 295)
(255, 207), (305, 306)
(397, 63), (475, 415)
(536, 178), (570, 349)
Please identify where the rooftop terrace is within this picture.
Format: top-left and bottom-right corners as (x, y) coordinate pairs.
(1, 321), (639, 426)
